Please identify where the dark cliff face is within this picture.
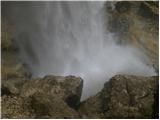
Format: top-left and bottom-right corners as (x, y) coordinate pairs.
(106, 1), (159, 73)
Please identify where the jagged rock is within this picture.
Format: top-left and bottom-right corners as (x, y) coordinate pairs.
(102, 75), (158, 118)
(29, 92), (79, 118)
(2, 74), (158, 119)
(2, 75), (83, 119)
(78, 93), (103, 118)
(2, 81), (20, 95)
(78, 75), (159, 119)
(1, 95), (35, 119)
(106, 1), (159, 73)
(1, 78), (27, 95)
(1, 93), (79, 119)
(20, 75), (83, 108)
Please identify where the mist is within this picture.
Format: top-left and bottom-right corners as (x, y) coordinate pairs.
(3, 1), (156, 100)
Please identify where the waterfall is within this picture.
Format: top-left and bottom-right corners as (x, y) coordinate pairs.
(4, 1), (156, 100)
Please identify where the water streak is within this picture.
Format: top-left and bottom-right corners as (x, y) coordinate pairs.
(4, 2), (156, 100)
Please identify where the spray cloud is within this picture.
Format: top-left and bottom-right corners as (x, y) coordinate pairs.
(3, 2), (156, 100)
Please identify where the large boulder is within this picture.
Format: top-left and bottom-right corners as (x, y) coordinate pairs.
(78, 93), (103, 118)
(29, 92), (79, 118)
(78, 75), (158, 119)
(1, 92), (79, 119)
(20, 75), (83, 108)
(102, 75), (158, 118)
(1, 75), (83, 119)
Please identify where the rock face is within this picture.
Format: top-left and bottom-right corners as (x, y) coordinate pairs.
(2, 95), (35, 119)
(78, 75), (159, 119)
(2, 75), (83, 119)
(1, 20), (31, 96)
(20, 75), (83, 108)
(106, 1), (159, 72)
(102, 75), (158, 118)
(2, 74), (158, 119)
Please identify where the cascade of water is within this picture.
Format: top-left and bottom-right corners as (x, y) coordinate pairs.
(4, 2), (156, 100)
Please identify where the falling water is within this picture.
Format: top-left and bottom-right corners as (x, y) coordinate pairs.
(3, 2), (156, 100)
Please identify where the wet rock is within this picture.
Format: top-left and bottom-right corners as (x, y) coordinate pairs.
(152, 86), (159, 118)
(2, 93), (79, 119)
(109, 15), (132, 35)
(115, 2), (131, 13)
(2, 81), (19, 95)
(78, 93), (103, 118)
(106, 1), (159, 72)
(138, 1), (158, 21)
(2, 75), (83, 119)
(30, 92), (79, 118)
(1, 95), (35, 119)
(2, 74), (158, 119)
(102, 75), (158, 118)
(78, 75), (159, 119)
(20, 75), (83, 109)
(1, 78), (27, 96)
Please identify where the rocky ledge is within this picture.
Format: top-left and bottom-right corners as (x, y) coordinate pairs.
(2, 75), (158, 119)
